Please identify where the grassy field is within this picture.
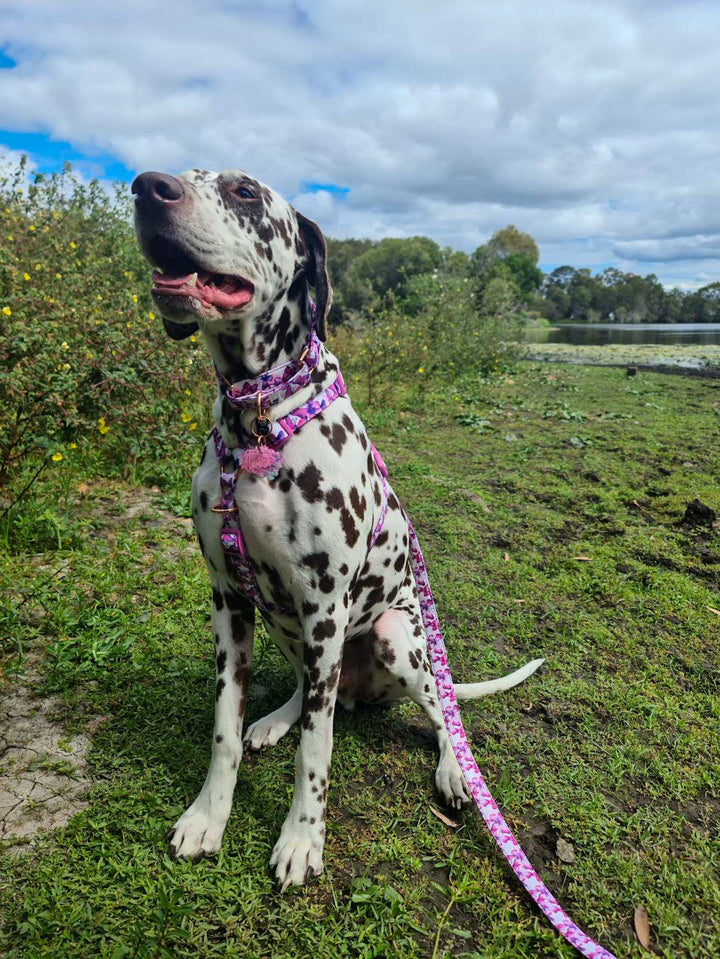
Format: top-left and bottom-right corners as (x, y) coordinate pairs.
(1, 359), (719, 958)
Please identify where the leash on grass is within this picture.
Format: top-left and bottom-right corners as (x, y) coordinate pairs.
(406, 518), (617, 959)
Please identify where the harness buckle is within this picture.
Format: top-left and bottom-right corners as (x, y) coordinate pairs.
(211, 503), (239, 513)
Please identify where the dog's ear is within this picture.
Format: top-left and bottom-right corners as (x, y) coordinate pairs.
(296, 211), (332, 342)
(163, 318), (200, 340)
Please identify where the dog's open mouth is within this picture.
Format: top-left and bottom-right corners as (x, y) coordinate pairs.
(145, 236), (254, 310)
(152, 269), (254, 310)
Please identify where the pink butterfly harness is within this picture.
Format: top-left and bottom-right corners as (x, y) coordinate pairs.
(210, 331), (616, 959)
(212, 331), (388, 615)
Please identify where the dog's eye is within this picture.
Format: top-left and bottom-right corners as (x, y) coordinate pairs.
(232, 185), (257, 200)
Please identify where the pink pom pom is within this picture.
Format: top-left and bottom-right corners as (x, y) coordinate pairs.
(241, 445), (284, 479)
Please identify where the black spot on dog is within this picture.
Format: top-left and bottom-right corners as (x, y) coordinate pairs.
(349, 486), (366, 520)
(313, 619), (337, 642)
(216, 650), (227, 673)
(302, 551), (330, 575)
(340, 508), (359, 547)
(298, 463), (324, 503)
(302, 600), (320, 617)
(325, 487), (344, 511)
(329, 423), (347, 455)
(200, 491), (209, 511)
(216, 678), (226, 699)
(212, 588), (224, 611)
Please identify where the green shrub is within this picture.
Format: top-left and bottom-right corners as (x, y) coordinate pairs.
(0, 159), (210, 518)
(333, 272), (523, 403)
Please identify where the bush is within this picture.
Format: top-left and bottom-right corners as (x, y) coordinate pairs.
(0, 159), (211, 517)
(333, 272), (523, 403)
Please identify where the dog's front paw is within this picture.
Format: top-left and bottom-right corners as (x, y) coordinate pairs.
(270, 820), (324, 891)
(168, 801), (229, 861)
(435, 754), (471, 811)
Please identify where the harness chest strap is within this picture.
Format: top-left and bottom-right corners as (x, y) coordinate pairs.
(212, 372), (389, 615)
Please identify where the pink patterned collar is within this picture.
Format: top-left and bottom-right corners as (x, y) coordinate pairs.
(218, 331), (322, 411)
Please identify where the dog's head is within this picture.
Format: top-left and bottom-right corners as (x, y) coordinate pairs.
(132, 168), (331, 343)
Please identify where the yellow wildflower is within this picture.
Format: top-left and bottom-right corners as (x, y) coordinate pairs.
(70, 241), (76, 249)
(29, 224), (35, 232)
(185, 389), (192, 395)
(148, 311), (155, 320)
(131, 294), (138, 303)
(181, 412), (192, 423)
(189, 422), (198, 431)
(7, 234), (13, 241)
(23, 272), (30, 281)
(97, 294), (103, 301)
(69, 442), (77, 449)
(55, 273), (62, 279)
(417, 367), (425, 373)
(98, 417), (110, 435)
(52, 452), (63, 462)
(61, 341), (69, 350)
(2, 306), (10, 316)
(35, 263), (41, 270)
(190, 335), (197, 343)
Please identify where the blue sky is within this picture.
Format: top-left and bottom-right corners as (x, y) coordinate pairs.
(2, 0), (720, 289)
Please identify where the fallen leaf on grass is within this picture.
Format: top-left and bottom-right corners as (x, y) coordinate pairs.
(503, 552), (510, 562)
(572, 555), (591, 561)
(513, 599), (525, 604)
(76, 482), (90, 495)
(708, 606), (720, 617)
(429, 806), (460, 829)
(634, 904), (651, 949)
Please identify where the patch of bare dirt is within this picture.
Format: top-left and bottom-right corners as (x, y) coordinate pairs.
(0, 671), (105, 854)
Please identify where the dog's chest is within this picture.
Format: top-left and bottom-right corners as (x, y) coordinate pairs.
(191, 406), (383, 605)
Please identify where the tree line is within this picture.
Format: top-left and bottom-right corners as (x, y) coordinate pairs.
(326, 227), (720, 326)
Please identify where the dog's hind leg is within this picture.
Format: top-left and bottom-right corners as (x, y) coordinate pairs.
(169, 586), (255, 860)
(370, 609), (543, 810)
(369, 609), (471, 809)
(244, 652), (304, 750)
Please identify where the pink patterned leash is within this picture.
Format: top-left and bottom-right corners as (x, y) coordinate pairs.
(403, 518), (617, 958)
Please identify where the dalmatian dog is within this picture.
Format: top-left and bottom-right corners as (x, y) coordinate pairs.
(132, 168), (543, 890)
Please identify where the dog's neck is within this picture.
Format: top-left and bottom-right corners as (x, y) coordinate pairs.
(202, 282), (310, 383)
(206, 290), (328, 449)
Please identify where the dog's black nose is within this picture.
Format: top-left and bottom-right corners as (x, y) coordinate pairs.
(131, 171), (185, 204)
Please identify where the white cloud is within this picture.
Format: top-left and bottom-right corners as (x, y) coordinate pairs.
(1, 0), (720, 287)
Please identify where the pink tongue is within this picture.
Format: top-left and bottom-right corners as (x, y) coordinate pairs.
(152, 271), (195, 288)
(207, 286), (253, 308)
(152, 270), (252, 308)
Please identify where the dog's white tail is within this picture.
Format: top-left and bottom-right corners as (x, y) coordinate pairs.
(454, 658), (544, 700)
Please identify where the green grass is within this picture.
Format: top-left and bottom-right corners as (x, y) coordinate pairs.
(1, 361), (719, 958)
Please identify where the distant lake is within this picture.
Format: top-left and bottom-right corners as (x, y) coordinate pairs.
(525, 323), (720, 347)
